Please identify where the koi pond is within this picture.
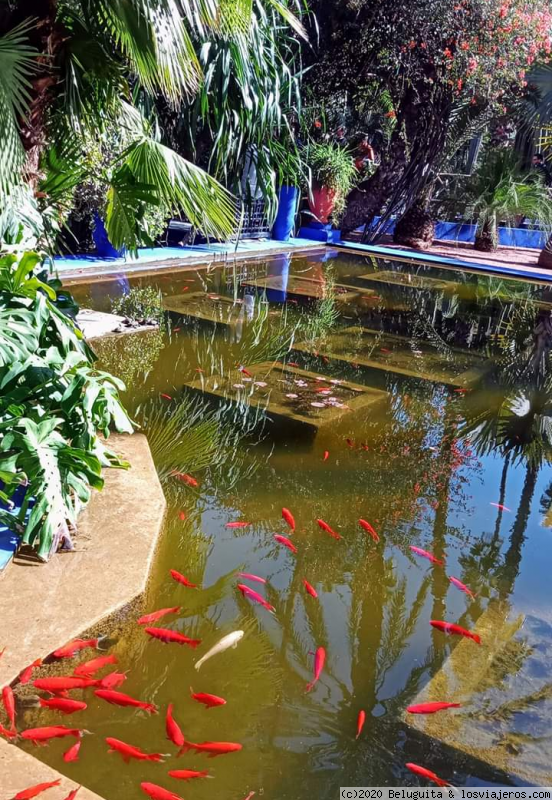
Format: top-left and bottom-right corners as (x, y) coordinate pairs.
(16, 249), (552, 797)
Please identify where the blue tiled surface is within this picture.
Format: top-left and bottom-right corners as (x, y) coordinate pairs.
(335, 241), (552, 283)
(0, 485), (31, 571)
(54, 238), (321, 273)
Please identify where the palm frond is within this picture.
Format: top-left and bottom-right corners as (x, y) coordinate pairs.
(0, 20), (38, 196)
(123, 135), (237, 239)
(84, 0), (201, 101)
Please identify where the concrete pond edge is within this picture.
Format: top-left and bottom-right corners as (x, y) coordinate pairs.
(0, 432), (167, 800)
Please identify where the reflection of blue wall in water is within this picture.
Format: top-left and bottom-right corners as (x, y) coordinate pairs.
(89, 273), (131, 312)
(0, 484), (35, 571)
(266, 253), (291, 303)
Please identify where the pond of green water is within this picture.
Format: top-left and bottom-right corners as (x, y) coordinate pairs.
(15, 250), (552, 798)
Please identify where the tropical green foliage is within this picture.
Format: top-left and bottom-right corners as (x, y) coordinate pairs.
(0, 0), (305, 251)
(0, 251), (133, 560)
(112, 285), (165, 327)
(467, 150), (552, 252)
(305, 142), (358, 218)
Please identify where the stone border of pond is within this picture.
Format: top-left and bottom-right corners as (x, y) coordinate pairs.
(336, 241), (552, 284)
(0, 433), (166, 800)
(55, 239), (326, 282)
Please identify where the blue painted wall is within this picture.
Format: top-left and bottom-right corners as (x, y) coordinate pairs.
(299, 219), (548, 249)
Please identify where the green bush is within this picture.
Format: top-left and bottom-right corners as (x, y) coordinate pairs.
(0, 251), (133, 561)
(112, 285), (166, 327)
(305, 142), (358, 220)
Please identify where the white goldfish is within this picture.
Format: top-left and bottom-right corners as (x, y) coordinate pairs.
(194, 630), (244, 671)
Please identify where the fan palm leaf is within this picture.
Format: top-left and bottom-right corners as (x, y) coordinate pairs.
(0, 20), (38, 196)
(82, 0), (202, 101)
(122, 135), (237, 239)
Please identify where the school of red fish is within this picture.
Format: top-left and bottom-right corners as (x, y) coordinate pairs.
(1, 436), (487, 800)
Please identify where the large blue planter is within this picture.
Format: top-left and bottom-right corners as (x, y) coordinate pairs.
(272, 185), (300, 242)
(92, 213), (126, 259)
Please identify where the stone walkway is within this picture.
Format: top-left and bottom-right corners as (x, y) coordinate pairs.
(0, 433), (166, 800)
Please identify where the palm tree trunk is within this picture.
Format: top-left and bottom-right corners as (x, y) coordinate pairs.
(7, 0), (61, 187)
(537, 232), (552, 269)
(474, 218), (498, 252)
(393, 200), (435, 250)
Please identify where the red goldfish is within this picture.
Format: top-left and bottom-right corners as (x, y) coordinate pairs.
(144, 628), (201, 648)
(171, 472), (199, 488)
(160, 393), (172, 401)
(74, 654), (118, 677)
(240, 367), (253, 378)
(407, 702), (462, 714)
(141, 784), (183, 800)
(106, 737), (166, 763)
(19, 658), (42, 685)
(274, 534), (297, 553)
(168, 770), (210, 780)
(190, 688), (226, 709)
(356, 709), (366, 739)
(98, 671), (127, 690)
(359, 519), (379, 543)
(39, 698), (87, 715)
(138, 607), (181, 625)
(178, 739), (242, 758)
(63, 739), (81, 762)
(323, 451), (329, 461)
(282, 508), (296, 531)
(226, 522), (251, 529)
(166, 703), (185, 747)
(21, 726), (82, 744)
(0, 722), (16, 739)
(33, 677), (99, 694)
(449, 576), (476, 599)
(62, 790), (81, 800)
(410, 546), (444, 566)
(491, 502), (511, 512)
(317, 519), (341, 540)
(303, 579), (318, 599)
(405, 763), (450, 787)
(237, 572), (266, 585)
(11, 780), (61, 800)
(237, 583), (275, 613)
(170, 569), (198, 588)
(53, 638), (104, 659)
(306, 647), (325, 692)
(178, 511), (187, 521)
(243, 793), (256, 800)
(94, 689), (157, 714)
(430, 620), (481, 644)
(346, 438), (355, 448)
(2, 685), (16, 731)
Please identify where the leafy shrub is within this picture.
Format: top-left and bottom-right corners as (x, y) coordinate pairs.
(112, 286), (166, 327)
(0, 251), (133, 561)
(305, 142), (358, 219)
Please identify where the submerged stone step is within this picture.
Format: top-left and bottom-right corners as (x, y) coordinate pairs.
(241, 273), (366, 303)
(163, 291), (247, 327)
(184, 362), (388, 432)
(403, 602), (552, 784)
(292, 326), (492, 387)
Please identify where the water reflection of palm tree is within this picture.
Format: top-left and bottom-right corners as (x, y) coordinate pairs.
(458, 307), (552, 600)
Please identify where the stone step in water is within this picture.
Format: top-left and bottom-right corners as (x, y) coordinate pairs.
(292, 326), (492, 387)
(164, 291), (254, 328)
(184, 362), (388, 433)
(241, 274), (367, 303)
(403, 601), (552, 784)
